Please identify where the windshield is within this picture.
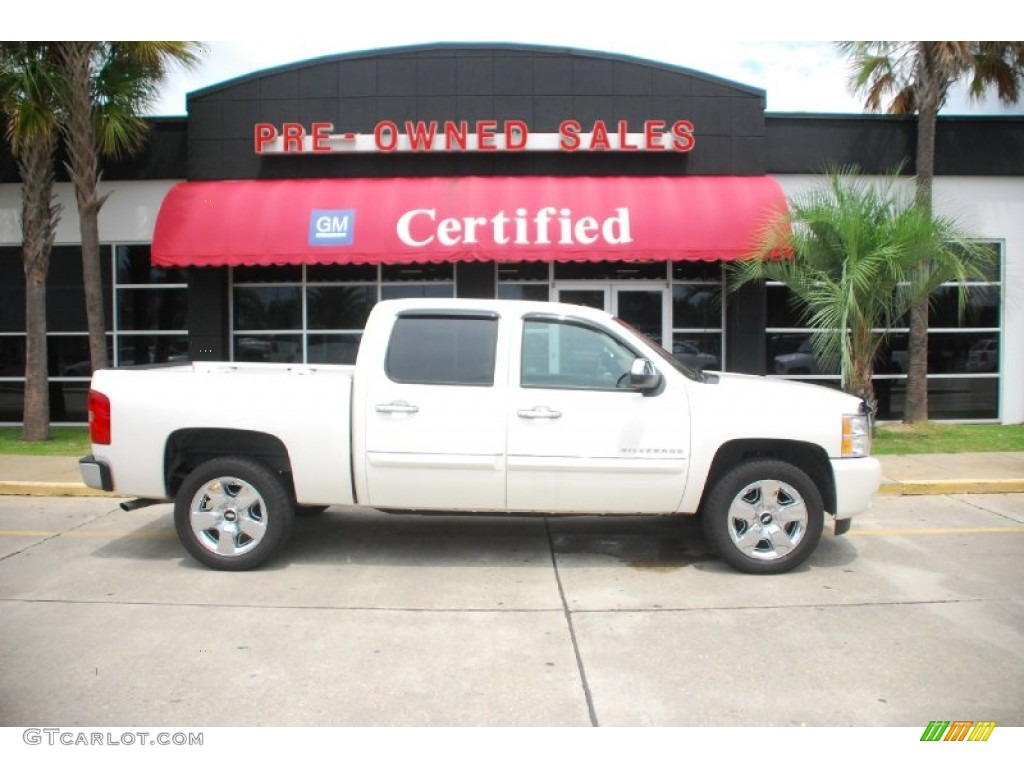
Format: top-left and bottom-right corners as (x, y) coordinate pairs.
(613, 317), (704, 382)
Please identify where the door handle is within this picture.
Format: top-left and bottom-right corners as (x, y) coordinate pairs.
(517, 406), (562, 420)
(375, 400), (420, 414)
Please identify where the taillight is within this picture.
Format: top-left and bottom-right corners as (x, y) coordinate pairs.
(88, 389), (111, 445)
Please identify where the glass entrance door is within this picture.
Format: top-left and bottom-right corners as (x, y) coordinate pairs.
(555, 284), (669, 349)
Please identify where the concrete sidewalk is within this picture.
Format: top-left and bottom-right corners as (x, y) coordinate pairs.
(0, 452), (1022, 497)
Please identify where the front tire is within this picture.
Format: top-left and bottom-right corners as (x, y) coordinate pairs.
(702, 459), (823, 575)
(174, 457), (295, 571)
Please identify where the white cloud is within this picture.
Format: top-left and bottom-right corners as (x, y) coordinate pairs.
(15, 2), (1019, 117)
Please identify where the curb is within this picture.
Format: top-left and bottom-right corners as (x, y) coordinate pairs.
(879, 479), (1024, 496)
(0, 481), (119, 498)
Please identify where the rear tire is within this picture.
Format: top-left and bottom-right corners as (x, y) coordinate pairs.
(702, 459), (823, 575)
(174, 457), (294, 571)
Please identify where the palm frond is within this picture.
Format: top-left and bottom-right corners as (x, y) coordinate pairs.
(727, 167), (986, 401)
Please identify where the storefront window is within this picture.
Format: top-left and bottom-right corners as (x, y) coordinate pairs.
(117, 288), (187, 331)
(306, 264), (379, 283)
(113, 245), (188, 369)
(671, 263), (723, 372)
(234, 334), (302, 364)
(0, 336), (24, 377)
(382, 263), (453, 282)
(498, 261), (550, 301)
(0, 243), (181, 424)
(116, 247), (186, 285)
(765, 241), (1003, 420)
(554, 261), (667, 281)
(48, 246), (112, 333)
(233, 286), (302, 331)
(498, 262), (549, 281)
(307, 286), (377, 329)
(230, 263), (454, 365)
(233, 265), (302, 283)
(0, 251), (24, 333)
(380, 284), (453, 300)
(48, 335), (93, 377)
(929, 285), (1000, 328)
(498, 283), (550, 301)
(308, 333), (364, 365)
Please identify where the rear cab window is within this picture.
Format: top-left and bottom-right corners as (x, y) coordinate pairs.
(385, 312), (499, 386)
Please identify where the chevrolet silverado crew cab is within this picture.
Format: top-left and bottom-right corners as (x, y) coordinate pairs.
(80, 298), (881, 575)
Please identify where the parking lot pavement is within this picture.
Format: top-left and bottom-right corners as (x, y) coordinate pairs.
(0, 493), (1021, 727)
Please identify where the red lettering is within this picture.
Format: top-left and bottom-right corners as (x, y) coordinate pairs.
(559, 120), (582, 151)
(254, 123), (278, 154)
(476, 120), (498, 151)
(671, 120), (695, 152)
(282, 123), (305, 153)
(375, 121), (398, 152)
(617, 121), (638, 150)
(644, 120), (667, 151)
(445, 121), (469, 150)
(505, 120), (528, 151)
(311, 122), (333, 153)
(406, 121), (438, 151)
(589, 120), (611, 151)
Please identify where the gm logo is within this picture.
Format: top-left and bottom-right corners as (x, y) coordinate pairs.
(309, 209), (355, 246)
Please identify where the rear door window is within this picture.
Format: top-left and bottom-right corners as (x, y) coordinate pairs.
(386, 314), (498, 386)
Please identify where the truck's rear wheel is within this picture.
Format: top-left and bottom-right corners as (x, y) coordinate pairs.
(174, 457), (294, 571)
(702, 459), (823, 575)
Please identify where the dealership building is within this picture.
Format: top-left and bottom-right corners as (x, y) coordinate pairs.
(1, 44), (1021, 424)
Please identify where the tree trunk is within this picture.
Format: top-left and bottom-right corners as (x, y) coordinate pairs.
(904, 47), (939, 424)
(23, 273), (49, 441)
(79, 195), (108, 370)
(58, 41), (109, 372)
(848, 323), (876, 414)
(18, 139), (59, 442)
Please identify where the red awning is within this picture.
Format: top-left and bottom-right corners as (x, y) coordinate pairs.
(152, 176), (786, 268)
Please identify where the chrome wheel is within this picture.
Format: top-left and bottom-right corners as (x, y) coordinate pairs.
(174, 457), (294, 570)
(727, 479), (809, 561)
(702, 459), (824, 574)
(189, 476), (267, 557)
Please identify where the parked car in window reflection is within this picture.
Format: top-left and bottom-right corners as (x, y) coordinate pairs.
(773, 338), (821, 375)
(672, 341), (719, 371)
(966, 339), (998, 372)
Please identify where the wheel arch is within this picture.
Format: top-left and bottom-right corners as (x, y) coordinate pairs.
(699, 439), (836, 516)
(164, 428), (293, 498)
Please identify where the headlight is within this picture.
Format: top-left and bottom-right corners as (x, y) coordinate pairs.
(842, 413), (871, 457)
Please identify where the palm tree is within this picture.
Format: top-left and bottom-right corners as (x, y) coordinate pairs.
(0, 43), (63, 441)
(835, 41), (1024, 422)
(54, 41), (199, 371)
(728, 168), (993, 412)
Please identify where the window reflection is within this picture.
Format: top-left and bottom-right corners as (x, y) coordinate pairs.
(234, 287), (302, 330)
(763, 242), (1002, 418)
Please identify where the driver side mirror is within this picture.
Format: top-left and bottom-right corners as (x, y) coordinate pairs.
(629, 358), (662, 392)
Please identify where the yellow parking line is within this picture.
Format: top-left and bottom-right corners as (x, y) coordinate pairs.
(0, 530), (175, 539)
(846, 526), (1024, 537)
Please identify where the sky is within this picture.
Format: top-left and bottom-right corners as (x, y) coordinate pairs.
(148, 40), (1023, 119)
(19, 3), (1023, 118)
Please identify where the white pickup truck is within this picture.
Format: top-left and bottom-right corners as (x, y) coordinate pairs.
(80, 298), (881, 575)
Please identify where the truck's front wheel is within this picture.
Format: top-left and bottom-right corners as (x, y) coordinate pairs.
(174, 457), (295, 571)
(702, 459), (823, 575)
